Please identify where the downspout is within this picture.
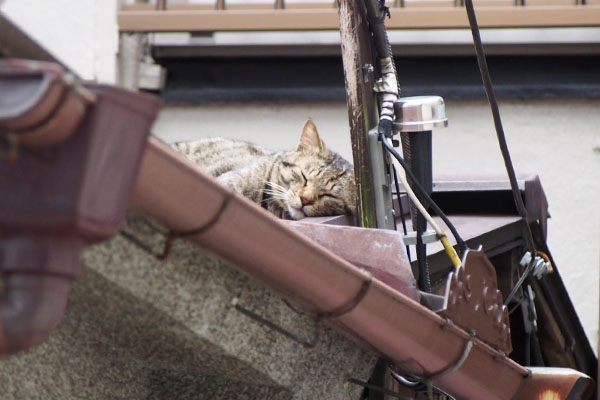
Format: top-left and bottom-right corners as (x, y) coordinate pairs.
(134, 139), (588, 400)
(0, 62), (161, 356)
(0, 15), (161, 357)
(0, 237), (81, 355)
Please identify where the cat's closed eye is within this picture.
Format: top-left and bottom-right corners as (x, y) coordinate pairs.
(320, 193), (338, 199)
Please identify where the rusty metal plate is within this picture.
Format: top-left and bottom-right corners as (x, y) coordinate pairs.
(439, 248), (512, 354)
(285, 220), (418, 301)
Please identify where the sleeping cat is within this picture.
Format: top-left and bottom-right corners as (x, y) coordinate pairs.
(173, 119), (356, 220)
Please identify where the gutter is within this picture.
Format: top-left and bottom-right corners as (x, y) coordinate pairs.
(132, 138), (591, 400)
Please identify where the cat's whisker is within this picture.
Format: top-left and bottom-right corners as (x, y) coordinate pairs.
(256, 189), (286, 198)
(255, 188), (287, 199)
(260, 197), (285, 205)
(264, 180), (287, 192)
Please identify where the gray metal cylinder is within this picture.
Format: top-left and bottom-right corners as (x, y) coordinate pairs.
(392, 96), (448, 133)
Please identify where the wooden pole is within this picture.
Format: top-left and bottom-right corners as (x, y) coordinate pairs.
(337, 0), (378, 228)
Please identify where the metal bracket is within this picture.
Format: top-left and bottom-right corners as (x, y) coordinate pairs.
(119, 193), (233, 261)
(367, 127), (395, 230)
(439, 248), (512, 354)
(232, 272), (373, 349)
(402, 230), (438, 245)
(391, 332), (474, 400)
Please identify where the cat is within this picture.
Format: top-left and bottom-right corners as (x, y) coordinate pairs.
(173, 119), (356, 220)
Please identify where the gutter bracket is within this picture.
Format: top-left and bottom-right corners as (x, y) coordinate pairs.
(120, 192), (233, 261)
(232, 272), (373, 349)
(394, 331), (475, 400)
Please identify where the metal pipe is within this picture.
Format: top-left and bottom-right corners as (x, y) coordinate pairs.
(406, 130), (433, 291)
(0, 236), (81, 355)
(132, 139), (537, 400)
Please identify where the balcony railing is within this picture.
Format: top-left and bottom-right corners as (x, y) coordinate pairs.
(118, 0), (600, 32)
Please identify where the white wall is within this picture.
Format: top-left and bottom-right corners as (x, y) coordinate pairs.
(1, 0), (119, 83)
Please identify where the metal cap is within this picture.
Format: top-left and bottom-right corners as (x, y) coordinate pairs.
(392, 96), (448, 133)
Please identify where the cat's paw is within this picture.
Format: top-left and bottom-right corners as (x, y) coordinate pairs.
(287, 207), (306, 220)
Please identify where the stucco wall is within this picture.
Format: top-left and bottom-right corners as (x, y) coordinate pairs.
(0, 216), (376, 399)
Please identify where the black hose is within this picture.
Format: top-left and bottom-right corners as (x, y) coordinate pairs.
(392, 165), (412, 263)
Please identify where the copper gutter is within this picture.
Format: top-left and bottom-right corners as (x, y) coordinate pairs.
(131, 138), (589, 400)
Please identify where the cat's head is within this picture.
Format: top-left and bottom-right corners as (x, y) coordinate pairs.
(271, 119), (356, 220)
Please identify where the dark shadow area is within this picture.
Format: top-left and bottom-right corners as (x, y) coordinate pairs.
(155, 55), (600, 102)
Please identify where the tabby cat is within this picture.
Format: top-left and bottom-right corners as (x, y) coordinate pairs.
(173, 119), (356, 220)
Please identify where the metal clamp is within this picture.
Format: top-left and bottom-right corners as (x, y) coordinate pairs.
(391, 331), (475, 400)
(520, 250), (553, 279)
(401, 230), (438, 246)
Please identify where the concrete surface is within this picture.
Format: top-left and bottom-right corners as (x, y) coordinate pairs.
(0, 216), (377, 399)
(153, 98), (600, 352)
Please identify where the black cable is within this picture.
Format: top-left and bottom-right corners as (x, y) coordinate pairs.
(392, 165), (412, 263)
(415, 214), (431, 292)
(525, 331), (531, 366)
(464, 0), (536, 256)
(380, 132), (468, 254)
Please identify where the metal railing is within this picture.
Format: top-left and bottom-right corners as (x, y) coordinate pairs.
(118, 0), (600, 31)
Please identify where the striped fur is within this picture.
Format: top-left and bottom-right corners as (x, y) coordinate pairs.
(173, 120), (356, 220)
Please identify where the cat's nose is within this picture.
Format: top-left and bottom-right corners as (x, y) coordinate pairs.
(301, 194), (314, 205)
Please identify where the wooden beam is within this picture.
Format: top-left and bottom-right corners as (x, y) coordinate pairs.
(118, 6), (600, 32)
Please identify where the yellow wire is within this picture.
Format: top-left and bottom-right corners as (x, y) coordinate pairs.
(440, 232), (462, 269)
(390, 152), (462, 269)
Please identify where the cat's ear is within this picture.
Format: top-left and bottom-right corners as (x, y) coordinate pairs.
(297, 119), (325, 153)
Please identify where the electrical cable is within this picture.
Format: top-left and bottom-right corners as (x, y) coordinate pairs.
(381, 134), (465, 268)
(464, 0), (536, 253)
(464, 0), (539, 304)
(465, 0), (536, 250)
(392, 164), (412, 263)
